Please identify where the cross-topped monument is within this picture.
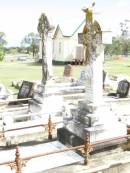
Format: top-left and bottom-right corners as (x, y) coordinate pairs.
(57, 2), (126, 148)
(37, 13), (54, 85)
(78, 3), (104, 106)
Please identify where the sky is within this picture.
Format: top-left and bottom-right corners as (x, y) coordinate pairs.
(0, 0), (130, 47)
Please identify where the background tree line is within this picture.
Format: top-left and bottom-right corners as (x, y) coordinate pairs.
(21, 32), (39, 58)
(0, 32), (39, 61)
(0, 32), (7, 61)
(0, 19), (130, 61)
(1, 32), (130, 62)
(105, 36), (130, 57)
(105, 19), (130, 58)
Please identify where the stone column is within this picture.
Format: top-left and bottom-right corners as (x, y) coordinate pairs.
(85, 49), (104, 106)
(46, 32), (53, 77)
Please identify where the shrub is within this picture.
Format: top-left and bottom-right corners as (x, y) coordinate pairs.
(0, 51), (4, 61)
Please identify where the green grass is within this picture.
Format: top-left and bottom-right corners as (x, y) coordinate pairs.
(53, 65), (84, 79)
(0, 61), (84, 92)
(0, 58), (130, 92)
(105, 58), (130, 76)
(0, 62), (41, 92)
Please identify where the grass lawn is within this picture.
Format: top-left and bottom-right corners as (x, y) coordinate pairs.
(0, 58), (130, 92)
(0, 62), (42, 91)
(105, 58), (130, 76)
(0, 61), (84, 92)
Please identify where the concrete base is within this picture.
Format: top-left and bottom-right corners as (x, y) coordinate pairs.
(57, 127), (84, 147)
(57, 127), (126, 151)
(43, 147), (130, 173)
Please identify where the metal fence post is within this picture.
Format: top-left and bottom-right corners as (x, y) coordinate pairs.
(48, 115), (53, 140)
(84, 133), (92, 165)
(9, 145), (26, 173)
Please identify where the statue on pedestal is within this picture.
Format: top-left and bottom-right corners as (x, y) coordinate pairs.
(81, 3), (102, 65)
(78, 3), (104, 104)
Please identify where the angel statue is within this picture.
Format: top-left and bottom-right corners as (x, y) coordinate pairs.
(82, 2), (102, 65)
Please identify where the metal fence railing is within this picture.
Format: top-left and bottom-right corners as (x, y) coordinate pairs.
(0, 133), (130, 173)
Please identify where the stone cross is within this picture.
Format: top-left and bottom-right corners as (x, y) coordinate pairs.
(37, 13), (54, 85)
(79, 4), (104, 105)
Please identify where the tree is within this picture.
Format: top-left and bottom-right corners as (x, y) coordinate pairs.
(21, 32), (39, 58)
(111, 37), (122, 55)
(120, 36), (130, 56)
(0, 32), (7, 45)
(105, 20), (130, 57)
(104, 36), (130, 57)
(119, 20), (130, 56)
(0, 32), (7, 61)
(120, 19), (130, 37)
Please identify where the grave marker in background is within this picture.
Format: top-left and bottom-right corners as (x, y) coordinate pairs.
(63, 64), (73, 77)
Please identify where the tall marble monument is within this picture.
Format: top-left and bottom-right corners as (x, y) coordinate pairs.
(57, 3), (127, 147)
(79, 4), (103, 105)
(37, 13), (54, 84)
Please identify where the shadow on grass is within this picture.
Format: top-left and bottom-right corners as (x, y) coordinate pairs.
(26, 62), (42, 66)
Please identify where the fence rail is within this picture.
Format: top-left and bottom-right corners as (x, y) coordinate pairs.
(0, 134), (130, 173)
(0, 98), (32, 105)
(0, 115), (62, 140)
(0, 105), (29, 113)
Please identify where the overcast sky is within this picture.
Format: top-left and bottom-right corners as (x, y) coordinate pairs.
(0, 0), (130, 47)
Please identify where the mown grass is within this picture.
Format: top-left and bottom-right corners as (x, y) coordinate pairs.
(0, 58), (130, 92)
(0, 62), (84, 92)
(0, 62), (42, 91)
(105, 58), (130, 76)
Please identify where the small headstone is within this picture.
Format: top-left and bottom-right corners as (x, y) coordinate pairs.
(0, 84), (10, 100)
(108, 79), (130, 98)
(17, 80), (35, 99)
(79, 70), (86, 85)
(63, 64), (73, 77)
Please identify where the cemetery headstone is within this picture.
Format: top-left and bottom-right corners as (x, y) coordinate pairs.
(78, 70), (86, 85)
(17, 80), (35, 99)
(63, 64), (73, 77)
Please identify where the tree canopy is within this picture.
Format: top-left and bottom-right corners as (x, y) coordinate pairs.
(105, 36), (130, 57)
(0, 32), (7, 61)
(21, 32), (39, 58)
(105, 19), (130, 58)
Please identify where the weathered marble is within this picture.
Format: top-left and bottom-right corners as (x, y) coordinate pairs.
(0, 141), (83, 172)
(58, 4), (127, 146)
